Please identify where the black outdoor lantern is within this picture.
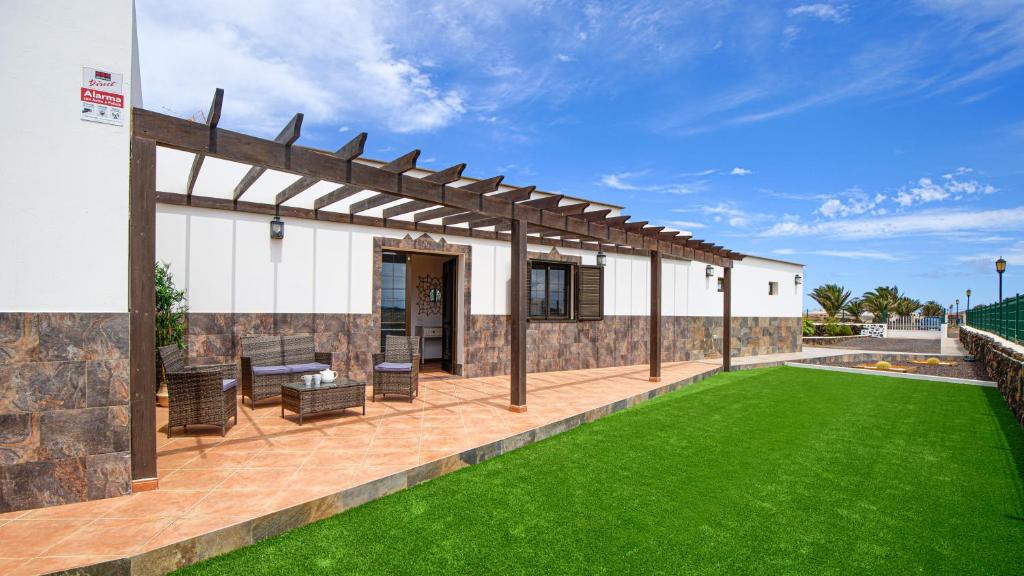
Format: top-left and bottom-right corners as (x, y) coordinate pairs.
(705, 264), (715, 278)
(966, 288), (971, 311)
(596, 249), (607, 267)
(270, 216), (284, 240)
(996, 257), (1006, 302)
(795, 274), (803, 285)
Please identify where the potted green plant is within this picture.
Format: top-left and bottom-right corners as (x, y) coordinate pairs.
(155, 262), (188, 406)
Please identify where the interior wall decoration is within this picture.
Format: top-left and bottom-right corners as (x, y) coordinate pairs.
(416, 274), (443, 317)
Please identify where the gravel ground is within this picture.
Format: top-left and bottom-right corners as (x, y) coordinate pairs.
(813, 337), (941, 354)
(837, 360), (991, 381)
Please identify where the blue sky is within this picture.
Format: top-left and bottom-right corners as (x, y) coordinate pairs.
(137, 0), (1024, 311)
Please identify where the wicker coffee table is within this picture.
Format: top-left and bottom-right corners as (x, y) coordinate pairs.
(281, 379), (366, 425)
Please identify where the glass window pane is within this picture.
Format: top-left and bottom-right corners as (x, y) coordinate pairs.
(548, 267), (567, 317)
(530, 267), (546, 317)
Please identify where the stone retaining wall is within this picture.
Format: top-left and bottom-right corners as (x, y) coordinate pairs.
(960, 327), (1024, 426)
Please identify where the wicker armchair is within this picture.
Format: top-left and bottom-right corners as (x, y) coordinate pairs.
(372, 335), (421, 402)
(240, 335), (332, 407)
(158, 345), (238, 438)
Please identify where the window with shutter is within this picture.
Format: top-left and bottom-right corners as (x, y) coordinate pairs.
(576, 265), (604, 321)
(527, 260), (573, 320)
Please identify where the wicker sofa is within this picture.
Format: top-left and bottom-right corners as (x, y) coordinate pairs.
(158, 345), (238, 437)
(240, 334), (332, 406)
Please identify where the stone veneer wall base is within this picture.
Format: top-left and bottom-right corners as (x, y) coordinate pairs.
(0, 313), (131, 513)
(960, 326), (1024, 426)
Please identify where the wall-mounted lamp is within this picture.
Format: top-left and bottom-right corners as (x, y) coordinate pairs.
(795, 274), (803, 285)
(596, 249), (607, 267)
(270, 216), (284, 240)
(705, 264), (715, 278)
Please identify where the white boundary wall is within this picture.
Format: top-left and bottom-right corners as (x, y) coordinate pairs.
(156, 205), (803, 318)
(0, 1), (139, 312)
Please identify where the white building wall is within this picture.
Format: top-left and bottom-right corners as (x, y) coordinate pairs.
(730, 256), (803, 318)
(0, 1), (138, 312)
(157, 205), (804, 319)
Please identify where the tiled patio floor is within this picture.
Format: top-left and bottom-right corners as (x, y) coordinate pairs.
(0, 361), (716, 575)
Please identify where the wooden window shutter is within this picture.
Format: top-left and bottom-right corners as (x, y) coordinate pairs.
(576, 265), (603, 321)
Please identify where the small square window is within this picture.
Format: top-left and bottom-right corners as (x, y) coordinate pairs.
(717, 277), (724, 292)
(768, 281), (779, 296)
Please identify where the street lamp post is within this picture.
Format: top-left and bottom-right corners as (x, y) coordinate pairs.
(955, 298), (959, 326)
(966, 289), (971, 327)
(996, 257), (1006, 302)
(996, 257), (1007, 334)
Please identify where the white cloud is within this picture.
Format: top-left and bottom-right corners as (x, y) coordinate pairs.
(665, 220), (707, 230)
(811, 250), (901, 261)
(338, 126), (350, 133)
(598, 170), (705, 195)
(816, 190), (886, 218)
(762, 206), (1024, 239)
(677, 202), (767, 228)
(894, 174), (996, 207)
(556, 54), (575, 62)
(730, 167), (753, 176)
(772, 248), (796, 255)
(788, 3), (849, 23)
(137, 1), (465, 135)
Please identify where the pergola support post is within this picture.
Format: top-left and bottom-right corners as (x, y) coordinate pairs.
(650, 250), (661, 382)
(129, 136), (158, 489)
(510, 217), (528, 412)
(723, 265), (732, 372)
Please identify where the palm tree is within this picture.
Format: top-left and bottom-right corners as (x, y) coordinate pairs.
(862, 286), (901, 323)
(921, 301), (944, 317)
(893, 296), (922, 318)
(810, 283), (851, 319)
(843, 298), (865, 322)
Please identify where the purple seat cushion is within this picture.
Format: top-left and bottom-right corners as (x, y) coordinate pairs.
(375, 362), (413, 373)
(222, 378), (238, 391)
(287, 362), (331, 373)
(252, 365), (291, 376)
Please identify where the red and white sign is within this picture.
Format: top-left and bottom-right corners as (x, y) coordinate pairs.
(80, 67), (124, 126)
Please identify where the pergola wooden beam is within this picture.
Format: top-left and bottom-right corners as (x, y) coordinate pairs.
(185, 88), (223, 200)
(441, 186), (534, 225)
(274, 132), (367, 206)
(232, 113), (303, 201)
(461, 193), (560, 229)
(347, 150), (422, 214)
(412, 175), (504, 223)
(134, 107), (737, 266)
(313, 184), (363, 211)
(382, 163), (467, 219)
(552, 202), (590, 215)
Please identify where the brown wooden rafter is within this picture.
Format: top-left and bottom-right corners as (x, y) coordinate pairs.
(275, 132), (366, 206)
(185, 88), (223, 200)
(232, 113), (303, 201)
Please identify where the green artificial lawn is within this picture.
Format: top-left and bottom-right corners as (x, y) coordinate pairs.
(177, 367), (1024, 575)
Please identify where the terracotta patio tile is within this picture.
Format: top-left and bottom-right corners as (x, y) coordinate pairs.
(9, 555), (122, 576)
(179, 450), (257, 469)
(302, 451), (366, 468)
(184, 489), (279, 518)
(362, 449), (420, 467)
(159, 469), (236, 491)
(55, 518), (174, 556)
(102, 490), (207, 519)
(0, 519), (88, 558)
(244, 450), (315, 469)
(22, 496), (131, 520)
(225, 468), (304, 491)
(142, 516), (248, 551)
(317, 435), (373, 452)
(368, 435), (420, 451)
(0, 558), (27, 574)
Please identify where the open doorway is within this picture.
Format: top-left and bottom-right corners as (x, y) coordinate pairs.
(380, 250), (460, 376)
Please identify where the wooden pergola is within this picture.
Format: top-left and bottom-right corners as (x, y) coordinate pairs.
(128, 89), (742, 485)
